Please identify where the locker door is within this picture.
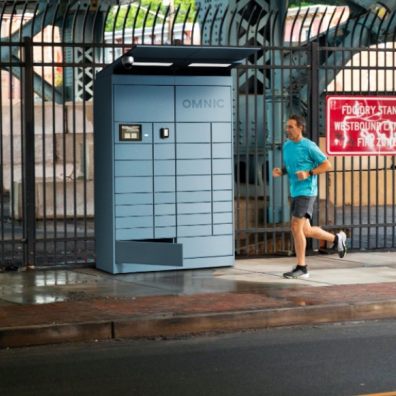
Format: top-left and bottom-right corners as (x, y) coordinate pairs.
(113, 120), (182, 268)
(176, 122), (212, 239)
(153, 122), (176, 239)
(114, 85), (174, 122)
(113, 84), (175, 242)
(175, 84), (234, 265)
(176, 122), (234, 261)
(114, 123), (154, 241)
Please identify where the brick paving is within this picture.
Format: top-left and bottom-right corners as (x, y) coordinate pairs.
(2, 282), (396, 329)
(2, 254), (396, 347)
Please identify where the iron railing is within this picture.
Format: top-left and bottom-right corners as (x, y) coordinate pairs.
(1, 0), (396, 269)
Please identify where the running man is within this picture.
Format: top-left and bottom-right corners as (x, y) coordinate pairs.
(272, 114), (347, 279)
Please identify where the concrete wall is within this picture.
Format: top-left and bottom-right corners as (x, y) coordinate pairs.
(2, 101), (94, 219)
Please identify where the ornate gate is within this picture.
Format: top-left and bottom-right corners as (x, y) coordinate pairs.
(1, 0), (396, 270)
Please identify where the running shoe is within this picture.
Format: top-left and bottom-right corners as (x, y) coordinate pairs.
(336, 231), (347, 258)
(283, 265), (309, 279)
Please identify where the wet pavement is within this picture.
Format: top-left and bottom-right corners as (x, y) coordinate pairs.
(1, 251), (396, 347)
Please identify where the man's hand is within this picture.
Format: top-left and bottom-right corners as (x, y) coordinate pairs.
(295, 160), (331, 180)
(272, 167), (283, 177)
(296, 170), (310, 180)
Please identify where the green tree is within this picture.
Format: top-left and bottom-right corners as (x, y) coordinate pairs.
(105, 1), (196, 32)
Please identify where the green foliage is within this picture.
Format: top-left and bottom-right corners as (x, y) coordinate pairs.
(289, 0), (346, 6)
(104, 0), (345, 32)
(105, 1), (196, 32)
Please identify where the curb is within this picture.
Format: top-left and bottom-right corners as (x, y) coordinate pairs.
(2, 300), (396, 348)
(113, 299), (396, 338)
(0, 322), (113, 348)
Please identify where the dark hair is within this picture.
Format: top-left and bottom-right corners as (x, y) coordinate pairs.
(288, 114), (305, 132)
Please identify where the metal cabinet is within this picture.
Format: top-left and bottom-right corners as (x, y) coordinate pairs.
(94, 45), (257, 273)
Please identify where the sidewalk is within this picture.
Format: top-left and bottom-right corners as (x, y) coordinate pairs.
(1, 251), (396, 348)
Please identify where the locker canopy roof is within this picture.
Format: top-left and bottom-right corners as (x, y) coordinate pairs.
(104, 45), (260, 75)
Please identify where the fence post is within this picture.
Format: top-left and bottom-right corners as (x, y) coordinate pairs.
(22, 36), (36, 268)
(309, 40), (319, 142)
(309, 40), (321, 239)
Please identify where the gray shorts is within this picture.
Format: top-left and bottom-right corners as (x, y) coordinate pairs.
(291, 196), (316, 219)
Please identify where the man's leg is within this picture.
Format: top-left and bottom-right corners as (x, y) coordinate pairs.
(291, 216), (309, 266)
(303, 222), (335, 243)
(303, 222), (347, 258)
(293, 220), (344, 262)
(283, 216), (310, 279)
(283, 197), (313, 279)
(284, 196), (347, 279)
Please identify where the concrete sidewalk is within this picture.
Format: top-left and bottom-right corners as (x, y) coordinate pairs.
(1, 251), (396, 348)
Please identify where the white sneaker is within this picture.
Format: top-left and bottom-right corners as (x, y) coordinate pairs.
(336, 231), (347, 258)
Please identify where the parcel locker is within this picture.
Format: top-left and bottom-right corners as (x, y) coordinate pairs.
(94, 45), (258, 273)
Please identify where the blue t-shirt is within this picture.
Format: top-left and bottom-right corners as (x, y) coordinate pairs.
(283, 137), (327, 198)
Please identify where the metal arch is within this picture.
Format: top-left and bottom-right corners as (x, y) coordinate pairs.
(4, 0), (396, 119)
(253, 7), (266, 47)
(305, 7), (322, 44)
(208, 4), (221, 46)
(15, 0), (29, 41)
(286, 5), (301, 44)
(121, 3), (132, 45)
(324, 6), (344, 46)
(161, 5), (170, 45)
(0, 1), (64, 103)
(4, 0), (396, 101)
(235, 4), (246, 46)
(298, 7), (313, 45)
(240, 4), (259, 47)
(170, 3), (181, 45)
(217, 4), (229, 45)
(316, 6), (331, 45)
(380, 8), (396, 38)
(150, 3), (162, 45)
(90, 3), (103, 48)
(131, 2), (142, 45)
(199, 5), (212, 45)
(0, 0), (126, 103)
(272, 9), (287, 48)
(275, 1), (396, 119)
(189, 3), (201, 45)
(226, 6), (239, 46)
(141, 2), (151, 45)
(111, 2), (122, 49)
(4, 0), (396, 266)
(181, 4), (191, 45)
(385, 11), (396, 41)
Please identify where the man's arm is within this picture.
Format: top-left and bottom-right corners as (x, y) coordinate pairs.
(296, 159), (332, 180)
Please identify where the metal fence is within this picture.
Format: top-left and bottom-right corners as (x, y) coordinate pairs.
(1, 1), (396, 270)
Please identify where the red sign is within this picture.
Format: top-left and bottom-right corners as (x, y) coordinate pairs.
(326, 95), (396, 155)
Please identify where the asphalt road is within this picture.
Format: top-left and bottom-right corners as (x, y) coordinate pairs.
(1, 320), (396, 396)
